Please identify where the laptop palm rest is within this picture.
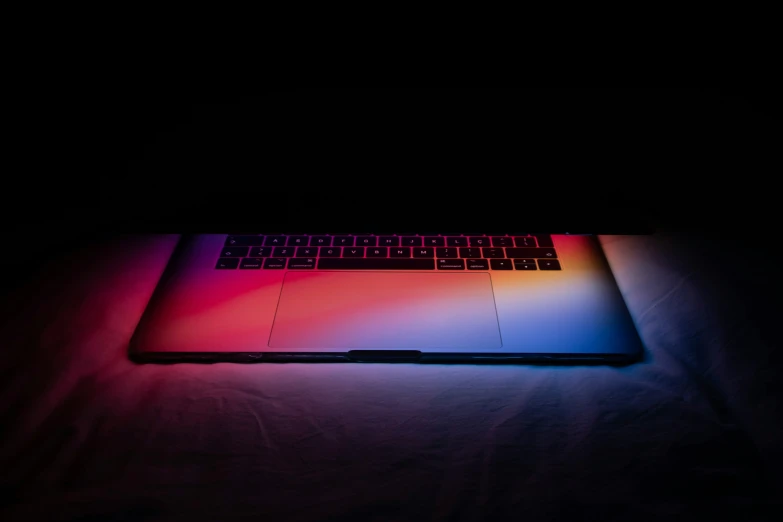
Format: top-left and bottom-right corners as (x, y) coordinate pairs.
(268, 272), (502, 350)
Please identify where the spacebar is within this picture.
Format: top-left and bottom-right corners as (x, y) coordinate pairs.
(317, 258), (435, 270)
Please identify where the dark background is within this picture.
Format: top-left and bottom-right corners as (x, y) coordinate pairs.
(2, 88), (782, 520)
(3, 88), (780, 288)
(16, 88), (783, 228)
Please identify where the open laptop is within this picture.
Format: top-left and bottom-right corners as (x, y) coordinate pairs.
(129, 226), (647, 364)
(126, 90), (652, 364)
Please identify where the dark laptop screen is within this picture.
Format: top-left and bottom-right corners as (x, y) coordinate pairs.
(102, 89), (686, 235)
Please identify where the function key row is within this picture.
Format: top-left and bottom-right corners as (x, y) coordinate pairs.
(225, 235), (554, 248)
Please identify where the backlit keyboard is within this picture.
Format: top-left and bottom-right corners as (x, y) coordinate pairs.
(216, 234), (560, 271)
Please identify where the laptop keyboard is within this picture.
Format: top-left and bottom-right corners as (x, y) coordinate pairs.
(216, 234), (560, 271)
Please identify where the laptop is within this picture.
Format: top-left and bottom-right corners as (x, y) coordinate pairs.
(126, 90), (652, 364)
(129, 226), (647, 364)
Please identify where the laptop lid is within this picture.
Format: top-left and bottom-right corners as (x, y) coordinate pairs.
(104, 89), (664, 236)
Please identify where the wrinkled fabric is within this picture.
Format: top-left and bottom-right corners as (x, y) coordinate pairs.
(0, 234), (780, 522)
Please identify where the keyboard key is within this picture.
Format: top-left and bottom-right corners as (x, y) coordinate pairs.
(333, 236), (355, 246)
(378, 236), (399, 246)
(309, 236), (332, 247)
(466, 259), (489, 270)
(264, 236), (288, 246)
(535, 235), (554, 247)
(264, 236), (287, 246)
(239, 258), (263, 269)
(389, 247), (411, 258)
(538, 259), (561, 270)
(446, 237), (468, 247)
(250, 247), (272, 257)
(401, 237), (422, 246)
(459, 248), (482, 258)
(225, 235), (265, 246)
(272, 247), (295, 257)
(513, 260), (537, 270)
(355, 236), (377, 247)
(437, 259), (465, 270)
(318, 258), (435, 270)
(296, 247), (318, 257)
(491, 237), (513, 247)
(287, 235), (309, 246)
(514, 236), (537, 247)
(490, 259), (513, 270)
(367, 247), (388, 258)
(505, 248), (557, 259)
(424, 236), (445, 246)
(263, 258), (287, 269)
(220, 246), (249, 257)
(469, 237), (490, 247)
(435, 247), (458, 258)
(343, 247), (365, 257)
(412, 247), (434, 258)
(482, 248), (505, 258)
(216, 258), (240, 269)
(319, 247), (341, 257)
(288, 258), (316, 269)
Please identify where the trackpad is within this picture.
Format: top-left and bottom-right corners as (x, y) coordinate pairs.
(269, 272), (502, 350)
